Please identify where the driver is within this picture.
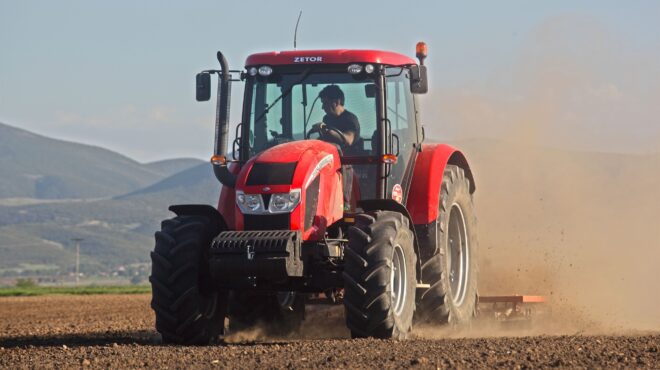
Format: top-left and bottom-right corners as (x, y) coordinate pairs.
(312, 85), (361, 210)
(313, 85), (361, 151)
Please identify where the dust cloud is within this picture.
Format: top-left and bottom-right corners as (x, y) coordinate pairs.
(227, 15), (658, 342)
(422, 15), (660, 333)
(224, 306), (350, 343)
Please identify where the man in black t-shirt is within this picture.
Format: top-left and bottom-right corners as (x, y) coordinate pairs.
(312, 85), (361, 151)
(311, 85), (361, 210)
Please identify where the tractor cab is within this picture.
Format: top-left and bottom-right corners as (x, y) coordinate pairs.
(197, 48), (428, 206)
(238, 50), (427, 203)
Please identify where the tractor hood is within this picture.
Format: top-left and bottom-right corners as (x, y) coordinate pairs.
(233, 140), (344, 239)
(237, 140), (341, 189)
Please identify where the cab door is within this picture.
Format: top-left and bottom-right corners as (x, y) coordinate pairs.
(384, 67), (420, 204)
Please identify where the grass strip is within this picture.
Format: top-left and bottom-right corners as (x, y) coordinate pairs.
(0, 285), (151, 297)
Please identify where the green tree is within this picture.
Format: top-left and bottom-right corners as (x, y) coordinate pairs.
(15, 278), (37, 288)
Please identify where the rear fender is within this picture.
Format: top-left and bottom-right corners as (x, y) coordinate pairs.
(406, 144), (475, 225)
(359, 199), (423, 283)
(405, 143), (475, 262)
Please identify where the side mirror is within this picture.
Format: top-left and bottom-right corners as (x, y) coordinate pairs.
(409, 65), (428, 94)
(364, 83), (376, 98)
(196, 73), (211, 101)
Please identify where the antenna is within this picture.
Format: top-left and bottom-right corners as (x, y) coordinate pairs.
(294, 10), (302, 49)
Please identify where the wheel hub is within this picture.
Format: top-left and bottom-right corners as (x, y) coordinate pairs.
(447, 203), (469, 306)
(391, 244), (407, 316)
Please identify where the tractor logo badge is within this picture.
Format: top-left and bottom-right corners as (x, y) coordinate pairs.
(392, 184), (403, 204)
(293, 56), (323, 63)
(246, 245), (255, 261)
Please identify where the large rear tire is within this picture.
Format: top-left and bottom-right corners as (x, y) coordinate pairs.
(343, 211), (417, 339)
(150, 215), (227, 344)
(416, 165), (478, 326)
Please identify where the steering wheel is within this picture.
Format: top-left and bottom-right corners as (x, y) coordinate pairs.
(306, 125), (348, 146)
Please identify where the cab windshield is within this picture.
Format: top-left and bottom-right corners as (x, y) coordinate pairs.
(243, 71), (377, 158)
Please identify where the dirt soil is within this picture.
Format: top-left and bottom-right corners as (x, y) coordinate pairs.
(0, 294), (657, 369)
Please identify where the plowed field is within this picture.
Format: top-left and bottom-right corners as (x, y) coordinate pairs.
(1, 295), (657, 369)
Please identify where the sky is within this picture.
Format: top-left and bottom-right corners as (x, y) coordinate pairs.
(1, 1), (659, 162)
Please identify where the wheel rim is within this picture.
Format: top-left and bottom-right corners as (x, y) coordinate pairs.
(447, 203), (469, 306)
(391, 244), (407, 316)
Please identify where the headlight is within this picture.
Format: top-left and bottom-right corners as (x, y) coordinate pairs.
(236, 191), (265, 213)
(245, 194), (262, 211)
(258, 65), (273, 76)
(236, 189), (300, 214)
(347, 64), (363, 74)
(268, 189), (301, 214)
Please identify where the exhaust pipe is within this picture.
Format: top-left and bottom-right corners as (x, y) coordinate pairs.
(213, 51), (237, 188)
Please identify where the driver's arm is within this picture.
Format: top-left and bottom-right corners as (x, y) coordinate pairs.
(321, 124), (355, 146)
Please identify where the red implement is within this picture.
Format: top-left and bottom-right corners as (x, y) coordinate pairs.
(477, 295), (548, 322)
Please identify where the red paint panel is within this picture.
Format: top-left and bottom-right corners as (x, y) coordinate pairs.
(245, 49), (416, 67)
(233, 157), (257, 231)
(254, 140), (320, 163)
(287, 141), (343, 240)
(406, 144), (464, 224)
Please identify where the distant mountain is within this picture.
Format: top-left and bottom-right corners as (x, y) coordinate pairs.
(0, 122), (180, 199)
(118, 163), (219, 205)
(0, 121), (218, 277)
(144, 158), (205, 178)
(0, 163), (220, 273)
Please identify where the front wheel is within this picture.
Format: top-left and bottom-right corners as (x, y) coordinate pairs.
(343, 211), (417, 339)
(150, 215), (227, 344)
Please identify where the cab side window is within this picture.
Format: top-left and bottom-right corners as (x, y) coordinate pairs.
(385, 68), (416, 149)
(385, 68), (418, 195)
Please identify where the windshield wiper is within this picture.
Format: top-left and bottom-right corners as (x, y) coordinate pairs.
(254, 68), (313, 125)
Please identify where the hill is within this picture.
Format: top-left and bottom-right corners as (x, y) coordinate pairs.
(144, 158), (205, 177)
(118, 162), (219, 205)
(0, 163), (219, 275)
(0, 122), (212, 277)
(0, 122), (171, 199)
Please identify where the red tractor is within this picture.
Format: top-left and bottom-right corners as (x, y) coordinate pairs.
(150, 43), (478, 344)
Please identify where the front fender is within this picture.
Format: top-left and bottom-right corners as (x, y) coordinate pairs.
(169, 204), (229, 232)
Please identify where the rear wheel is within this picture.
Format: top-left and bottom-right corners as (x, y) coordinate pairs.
(417, 165), (478, 326)
(150, 215), (227, 344)
(343, 211), (417, 339)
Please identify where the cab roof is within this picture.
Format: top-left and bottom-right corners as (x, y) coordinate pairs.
(245, 49), (417, 67)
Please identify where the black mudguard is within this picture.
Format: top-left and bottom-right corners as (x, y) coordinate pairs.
(168, 204), (228, 232)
